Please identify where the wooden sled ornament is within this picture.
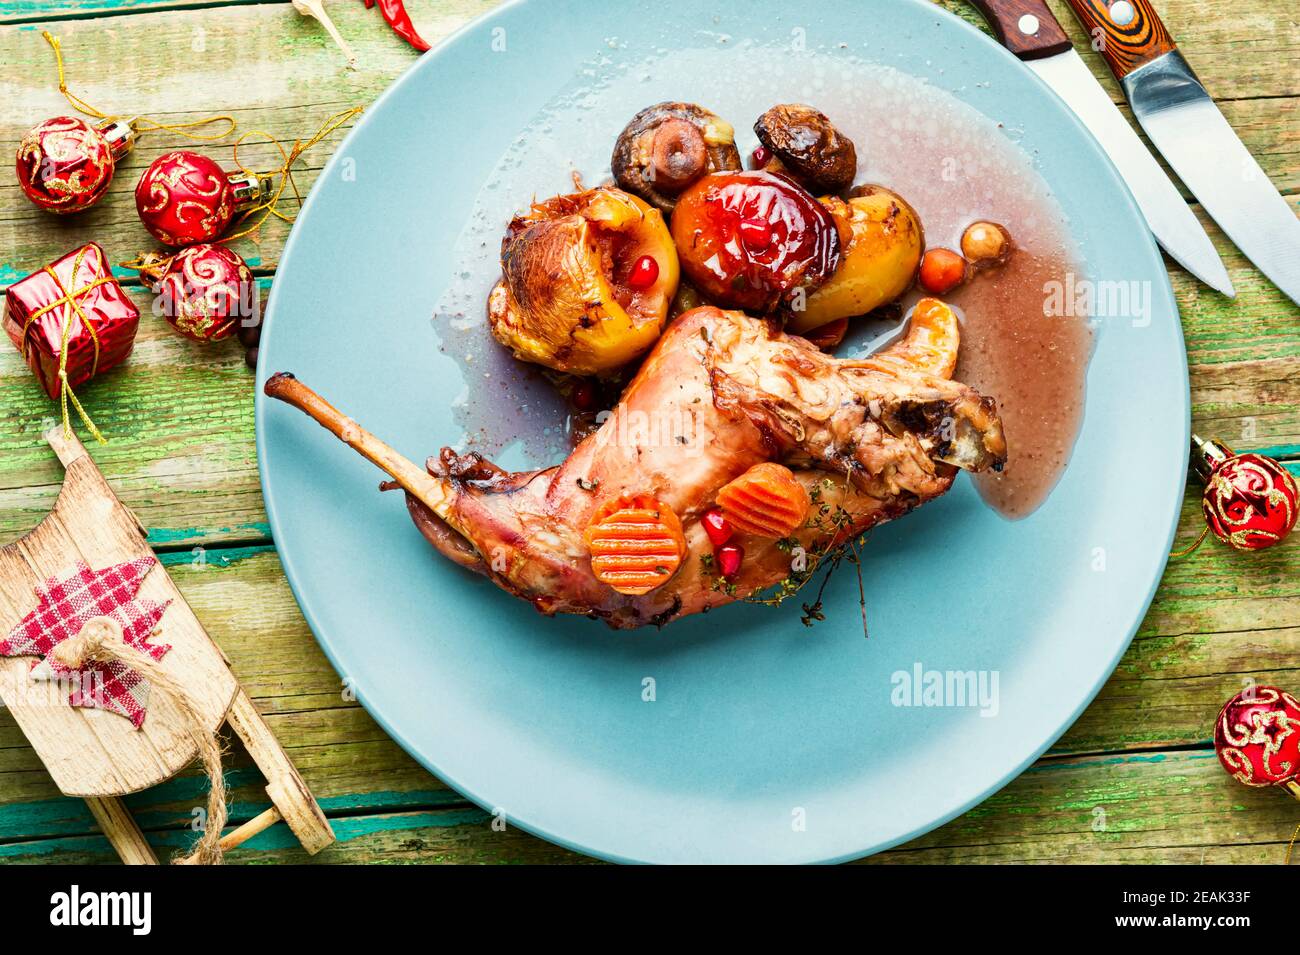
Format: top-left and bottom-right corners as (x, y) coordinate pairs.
(0, 427), (334, 863)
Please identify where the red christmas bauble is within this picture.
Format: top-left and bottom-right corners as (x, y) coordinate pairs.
(147, 244), (257, 343)
(135, 151), (235, 246)
(15, 116), (134, 214)
(134, 150), (269, 247)
(1194, 438), (1298, 551)
(1214, 686), (1300, 788)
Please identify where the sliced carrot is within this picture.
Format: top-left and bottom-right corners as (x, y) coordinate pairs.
(585, 494), (687, 596)
(716, 462), (811, 538)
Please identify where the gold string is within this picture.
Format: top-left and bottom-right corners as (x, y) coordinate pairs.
(221, 107), (362, 242)
(20, 247), (112, 444)
(43, 31), (235, 142)
(1168, 525), (1209, 559)
(1286, 822), (1300, 865)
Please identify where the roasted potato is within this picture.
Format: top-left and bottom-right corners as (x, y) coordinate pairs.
(489, 187), (679, 375)
(787, 185), (923, 332)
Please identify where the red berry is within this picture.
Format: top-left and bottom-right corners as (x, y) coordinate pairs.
(628, 254), (659, 290)
(918, 248), (967, 295)
(717, 542), (744, 580)
(701, 506), (732, 547)
(739, 217), (772, 251)
(750, 145), (770, 169)
(571, 379), (597, 411)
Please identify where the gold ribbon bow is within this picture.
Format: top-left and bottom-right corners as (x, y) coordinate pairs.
(20, 245), (117, 444)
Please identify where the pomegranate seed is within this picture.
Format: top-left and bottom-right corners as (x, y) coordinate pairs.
(739, 217), (772, 251)
(750, 145), (770, 169)
(918, 248), (966, 295)
(717, 542), (744, 580)
(701, 506), (732, 547)
(571, 379), (596, 411)
(628, 254), (659, 290)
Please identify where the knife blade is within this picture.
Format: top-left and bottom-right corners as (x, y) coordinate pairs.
(967, 0), (1233, 296)
(1065, 0), (1300, 306)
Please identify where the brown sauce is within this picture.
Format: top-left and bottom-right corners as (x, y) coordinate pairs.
(947, 251), (1092, 518)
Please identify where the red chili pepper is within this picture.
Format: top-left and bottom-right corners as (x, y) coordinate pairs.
(368, 0), (430, 52)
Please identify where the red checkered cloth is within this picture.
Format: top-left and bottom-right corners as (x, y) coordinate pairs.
(0, 557), (171, 728)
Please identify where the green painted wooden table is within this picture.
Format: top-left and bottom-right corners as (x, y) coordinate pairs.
(0, 0), (1296, 864)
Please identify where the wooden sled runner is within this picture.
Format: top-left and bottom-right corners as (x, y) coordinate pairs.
(0, 427), (334, 863)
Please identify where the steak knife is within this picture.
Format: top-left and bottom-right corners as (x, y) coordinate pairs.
(968, 0), (1234, 296)
(1064, 0), (1300, 306)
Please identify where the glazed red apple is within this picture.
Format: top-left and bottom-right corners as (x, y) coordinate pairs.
(669, 170), (841, 313)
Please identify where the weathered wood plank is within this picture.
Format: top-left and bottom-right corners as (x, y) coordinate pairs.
(4, 0), (1296, 110)
(1, 743), (1293, 864)
(0, 0), (273, 22)
(0, 543), (1293, 854)
(867, 749), (1300, 864)
(0, 283), (266, 549)
(0, 1), (496, 282)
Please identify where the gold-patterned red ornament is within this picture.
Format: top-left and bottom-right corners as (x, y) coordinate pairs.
(1192, 435), (1298, 551)
(1214, 685), (1300, 798)
(15, 116), (135, 214)
(134, 151), (272, 247)
(18, 31), (236, 217)
(132, 244), (258, 343)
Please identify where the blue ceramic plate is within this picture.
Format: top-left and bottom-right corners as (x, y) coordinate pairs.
(257, 0), (1187, 863)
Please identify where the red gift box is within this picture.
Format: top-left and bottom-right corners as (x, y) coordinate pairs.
(3, 243), (139, 402)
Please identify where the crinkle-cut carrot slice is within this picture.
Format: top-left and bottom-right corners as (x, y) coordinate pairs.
(716, 462), (811, 538)
(584, 494), (687, 596)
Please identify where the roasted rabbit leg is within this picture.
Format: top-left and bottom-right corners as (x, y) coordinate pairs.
(265, 299), (1005, 629)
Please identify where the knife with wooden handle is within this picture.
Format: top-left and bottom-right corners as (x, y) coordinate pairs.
(964, 0), (1232, 295)
(1062, 0), (1174, 77)
(1062, 0), (1300, 306)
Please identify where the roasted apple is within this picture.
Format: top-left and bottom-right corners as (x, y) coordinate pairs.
(669, 170), (841, 313)
(489, 187), (680, 375)
(611, 102), (743, 213)
(788, 185), (924, 333)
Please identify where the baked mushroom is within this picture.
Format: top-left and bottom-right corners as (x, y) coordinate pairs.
(488, 187), (680, 376)
(611, 102), (743, 213)
(753, 104), (857, 195)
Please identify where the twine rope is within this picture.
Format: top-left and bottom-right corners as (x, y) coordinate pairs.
(52, 616), (228, 865)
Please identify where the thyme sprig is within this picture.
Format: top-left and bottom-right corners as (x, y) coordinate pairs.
(700, 475), (871, 637)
